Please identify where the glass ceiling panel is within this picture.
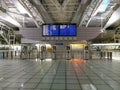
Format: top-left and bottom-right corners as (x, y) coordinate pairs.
(97, 0), (111, 13)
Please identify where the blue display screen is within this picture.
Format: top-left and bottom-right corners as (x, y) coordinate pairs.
(42, 24), (76, 36)
(43, 25), (59, 36)
(60, 24), (76, 36)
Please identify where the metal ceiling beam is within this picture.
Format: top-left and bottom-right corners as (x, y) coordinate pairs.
(0, 0), (22, 27)
(49, 0), (62, 21)
(103, 3), (120, 29)
(71, 3), (82, 23)
(43, 3), (77, 6)
(29, 0), (53, 23)
(47, 10), (76, 13)
(62, 0), (70, 10)
(85, 0), (103, 27)
(18, 0), (44, 27)
(79, 0), (102, 27)
(0, 11), (22, 27)
(49, 0), (61, 10)
(0, 0), (7, 9)
(71, 0), (92, 25)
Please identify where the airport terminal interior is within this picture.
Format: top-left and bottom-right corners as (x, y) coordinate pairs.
(0, 0), (120, 90)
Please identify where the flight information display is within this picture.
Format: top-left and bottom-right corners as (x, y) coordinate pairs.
(42, 24), (76, 36)
(60, 24), (76, 36)
(43, 25), (59, 36)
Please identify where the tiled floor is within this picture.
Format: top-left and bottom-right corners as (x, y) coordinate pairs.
(0, 59), (120, 90)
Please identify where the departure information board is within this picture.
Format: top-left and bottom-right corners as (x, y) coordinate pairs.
(42, 24), (76, 36)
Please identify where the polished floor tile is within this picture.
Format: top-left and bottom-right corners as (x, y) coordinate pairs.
(0, 59), (120, 90)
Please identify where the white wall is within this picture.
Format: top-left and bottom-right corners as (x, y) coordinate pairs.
(77, 27), (101, 40)
(19, 28), (42, 41)
(19, 27), (101, 43)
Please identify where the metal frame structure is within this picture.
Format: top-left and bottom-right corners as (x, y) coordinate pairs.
(79, 0), (120, 28)
(18, 0), (44, 27)
(114, 27), (120, 43)
(79, 0), (103, 27)
(0, 22), (15, 45)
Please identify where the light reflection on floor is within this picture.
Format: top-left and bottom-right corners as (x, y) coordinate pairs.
(0, 59), (120, 90)
(70, 59), (86, 63)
